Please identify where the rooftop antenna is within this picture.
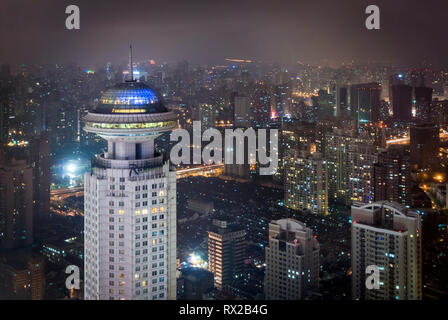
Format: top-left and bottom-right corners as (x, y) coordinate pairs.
(128, 44), (135, 82)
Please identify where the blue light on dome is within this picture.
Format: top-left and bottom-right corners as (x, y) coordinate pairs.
(94, 82), (168, 114)
(101, 88), (159, 106)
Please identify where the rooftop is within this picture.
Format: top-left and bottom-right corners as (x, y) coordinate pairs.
(93, 81), (168, 115)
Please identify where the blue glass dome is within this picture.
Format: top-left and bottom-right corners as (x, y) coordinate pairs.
(94, 82), (168, 114)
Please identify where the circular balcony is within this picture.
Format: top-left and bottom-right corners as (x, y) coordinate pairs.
(92, 153), (163, 169)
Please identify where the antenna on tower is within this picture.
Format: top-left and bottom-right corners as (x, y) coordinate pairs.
(129, 44), (134, 82)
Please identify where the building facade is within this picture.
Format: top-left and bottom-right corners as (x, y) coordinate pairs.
(351, 201), (422, 300)
(83, 80), (178, 300)
(208, 218), (246, 291)
(0, 156), (34, 249)
(264, 218), (319, 300)
(373, 145), (412, 206)
(347, 143), (379, 204)
(284, 150), (328, 215)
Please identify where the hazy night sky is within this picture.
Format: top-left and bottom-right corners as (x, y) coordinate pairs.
(0, 0), (447, 68)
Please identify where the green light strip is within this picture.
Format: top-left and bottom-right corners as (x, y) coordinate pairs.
(87, 121), (176, 129)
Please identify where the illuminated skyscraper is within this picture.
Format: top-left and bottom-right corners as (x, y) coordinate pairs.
(0, 253), (45, 300)
(233, 95), (251, 127)
(275, 121), (316, 184)
(324, 128), (357, 204)
(347, 143), (379, 203)
(0, 155), (34, 249)
(196, 103), (215, 129)
(207, 218), (245, 291)
(284, 150), (328, 215)
(83, 75), (178, 300)
(414, 87), (433, 122)
(264, 218), (319, 300)
(273, 84), (292, 118)
(373, 145), (411, 206)
(351, 201), (422, 300)
(350, 83), (382, 125)
(252, 83), (272, 126)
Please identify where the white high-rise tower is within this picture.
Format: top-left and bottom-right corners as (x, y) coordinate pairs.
(264, 218), (320, 300)
(83, 70), (178, 300)
(351, 201), (422, 300)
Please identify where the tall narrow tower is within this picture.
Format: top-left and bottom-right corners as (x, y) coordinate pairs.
(264, 218), (320, 300)
(351, 201), (422, 300)
(83, 72), (178, 300)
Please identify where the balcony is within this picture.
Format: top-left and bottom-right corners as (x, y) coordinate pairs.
(92, 153), (163, 170)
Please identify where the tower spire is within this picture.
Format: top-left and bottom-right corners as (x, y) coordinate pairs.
(129, 44), (134, 81)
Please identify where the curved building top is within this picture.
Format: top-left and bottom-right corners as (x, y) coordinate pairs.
(94, 82), (168, 115)
(83, 81), (177, 139)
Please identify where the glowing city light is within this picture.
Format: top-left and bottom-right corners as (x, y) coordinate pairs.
(66, 163), (77, 173)
(186, 252), (208, 269)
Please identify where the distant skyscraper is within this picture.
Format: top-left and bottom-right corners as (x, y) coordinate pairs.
(373, 145), (411, 206)
(351, 201), (422, 300)
(350, 83), (382, 125)
(410, 123), (439, 170)
(224, 138), (251, 180)
(414, 87), (433, 122)
(431, 99), (448, 125)
(392, 84), (413, 121)
(324, 128), (357, 204)
(0, 252), (45, 300)
(0, 86), (13, 145)
(275, 121), (316, 184)
(347, 143), (379, 204)
(381, 79), (390, 102)
(197, 103), (215, 129)
(177, 267), (214, 300)
(208, 218), (246, 291)
(0, 155), (34, 249)
(264, 218), (319, 300)
(336, 86), (348, 117)
(284, 150), (328, 215)
(273, 84), (292, 118)
(234, 95), (251, 127)
(83, 78), (178, 300)
(28, 132), (51, 222)
(316, 89), (334, 120)
(252, 83), (272, 126)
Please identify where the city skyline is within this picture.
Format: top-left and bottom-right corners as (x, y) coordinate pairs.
(0, 0), (447, 306)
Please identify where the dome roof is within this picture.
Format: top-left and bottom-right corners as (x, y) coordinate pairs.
(94, 81), (168, 114)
